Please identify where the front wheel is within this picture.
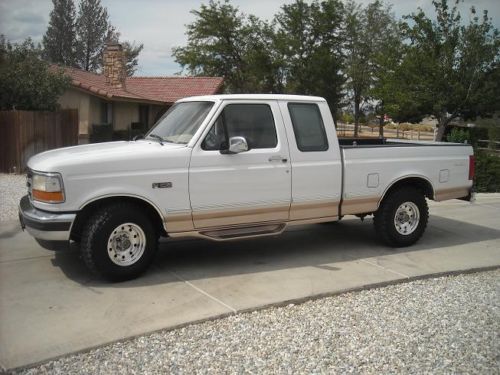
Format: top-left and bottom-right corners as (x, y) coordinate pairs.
(373, 187), (429, 247)
(81, 203), (158, 281)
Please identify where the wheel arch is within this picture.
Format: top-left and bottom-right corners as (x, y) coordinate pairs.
(70, 195), (167, 241)
(378, 175), (435, 209)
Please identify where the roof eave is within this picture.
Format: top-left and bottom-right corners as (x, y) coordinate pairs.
(70, 82), (168, 105)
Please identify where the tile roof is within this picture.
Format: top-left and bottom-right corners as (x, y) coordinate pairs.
(55, 66), (224, 104)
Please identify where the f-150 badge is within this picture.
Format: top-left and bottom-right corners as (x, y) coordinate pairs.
(152, 182), (172, 189)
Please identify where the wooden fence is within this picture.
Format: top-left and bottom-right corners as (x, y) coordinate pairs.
(0, 109), (78, 173)
(336, 123), (435, 141)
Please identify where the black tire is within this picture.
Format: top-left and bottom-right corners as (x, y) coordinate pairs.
(373, 186), (429, 247)
(81, 202), (158, 281)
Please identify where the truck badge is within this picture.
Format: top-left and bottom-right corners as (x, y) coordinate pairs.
(152, 182), (172, 189)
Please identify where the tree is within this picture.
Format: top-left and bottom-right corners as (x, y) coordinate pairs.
(343, 0), (402, 137)
(388, 0), (500, 141)
(75, 0), (111, 72)
(42, 0), (77, 66)
(363, 1), (403, 137)
(0, 36), (70, 110)
(122, 41), (144, 76)
(273, 0), (345, 124)
(343, 1), (366, 136)
(172, 0), (278, 93)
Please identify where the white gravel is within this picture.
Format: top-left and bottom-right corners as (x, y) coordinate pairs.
(0, 173), (26, 222)
(15, 269), (500, 374)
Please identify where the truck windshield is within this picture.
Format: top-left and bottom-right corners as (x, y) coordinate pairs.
(146, 101), (214, 144)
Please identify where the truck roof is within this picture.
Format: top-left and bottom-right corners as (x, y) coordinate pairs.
(178, 94), (327, 103)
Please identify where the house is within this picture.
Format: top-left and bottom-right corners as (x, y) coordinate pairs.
(56, 43), (224, 143)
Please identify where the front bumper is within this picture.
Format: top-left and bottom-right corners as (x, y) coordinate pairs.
(18, 195), (76, 241)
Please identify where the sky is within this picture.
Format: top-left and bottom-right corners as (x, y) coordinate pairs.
(1, 0), (499, 76)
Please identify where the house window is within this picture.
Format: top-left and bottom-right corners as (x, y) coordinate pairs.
(100, 101), (112, 124)
(139, 105), (149, 127)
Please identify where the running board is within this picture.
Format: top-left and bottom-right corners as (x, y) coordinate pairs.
(199, 223), (286, 241)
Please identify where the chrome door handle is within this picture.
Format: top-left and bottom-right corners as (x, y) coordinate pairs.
(268, 155), (288, 163)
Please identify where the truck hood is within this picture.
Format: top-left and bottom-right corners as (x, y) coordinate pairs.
(27, 140), (186, 174)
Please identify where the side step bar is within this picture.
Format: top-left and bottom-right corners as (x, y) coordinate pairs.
(199, 223), (286, 241)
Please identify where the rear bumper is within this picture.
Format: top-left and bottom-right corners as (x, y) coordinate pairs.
(18, 195), (76, 241)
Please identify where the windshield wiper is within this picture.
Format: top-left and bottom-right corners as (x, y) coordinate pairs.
(147, 133), (164, 146)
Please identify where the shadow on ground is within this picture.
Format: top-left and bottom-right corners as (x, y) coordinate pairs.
(50, 215), (500, 288)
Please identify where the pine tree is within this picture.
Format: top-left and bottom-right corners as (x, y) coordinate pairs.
(75, 0), (110, 72)
(42, 0), (77, 66)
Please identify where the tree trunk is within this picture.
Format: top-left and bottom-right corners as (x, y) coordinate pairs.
(435, 122), (447, 142)
(378, 115), (384, 138)
(353, 93), (360, 138)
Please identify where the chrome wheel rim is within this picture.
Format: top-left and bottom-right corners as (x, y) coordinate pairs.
(107, 223), (146, 266)
(394, 202), (420, 235)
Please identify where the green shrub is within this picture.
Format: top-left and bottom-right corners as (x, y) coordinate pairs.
(475, 151), (500, 192)
(446, 128), (470, 143)
(90, 123), (113, 143)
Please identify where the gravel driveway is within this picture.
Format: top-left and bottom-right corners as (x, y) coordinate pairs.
(0, 173), (26, 222)
(14, 269), (500, 374)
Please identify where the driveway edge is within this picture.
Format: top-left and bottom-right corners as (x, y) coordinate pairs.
(6, 264), (499, 374)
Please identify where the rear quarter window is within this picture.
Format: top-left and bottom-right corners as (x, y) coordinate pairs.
(288, 103), (329, 152)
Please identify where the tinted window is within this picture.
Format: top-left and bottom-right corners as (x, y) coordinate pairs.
(202, 104), (278, 150)
(288, 103), (328, 152)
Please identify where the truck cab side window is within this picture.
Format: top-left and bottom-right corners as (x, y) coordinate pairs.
(202, 104), (278, 150)
(202, 116), (227, 150)
(288, 103), (329, 152)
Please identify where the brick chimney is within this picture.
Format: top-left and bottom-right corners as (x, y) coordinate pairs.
(103, 42), (126, 88)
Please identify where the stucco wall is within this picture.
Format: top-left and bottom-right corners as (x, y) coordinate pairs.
(58, 88), (91, 135)
(58, 88), (167, 136)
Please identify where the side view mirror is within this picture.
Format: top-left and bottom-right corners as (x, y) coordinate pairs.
(221, 136), (249, 154)
(133, 134), (144, 141)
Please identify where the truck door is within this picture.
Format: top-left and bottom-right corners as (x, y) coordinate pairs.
(278, 100), (343, 221)
(189, 100), (292, 229)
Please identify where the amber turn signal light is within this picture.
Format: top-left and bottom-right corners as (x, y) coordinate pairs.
(32, 189), (64, 203)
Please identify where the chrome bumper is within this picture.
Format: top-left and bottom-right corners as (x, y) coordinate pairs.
(18, 195), (76, 241)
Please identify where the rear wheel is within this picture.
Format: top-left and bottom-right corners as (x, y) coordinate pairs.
(373, 187), (428, 247)
(81, 203), (158, 281)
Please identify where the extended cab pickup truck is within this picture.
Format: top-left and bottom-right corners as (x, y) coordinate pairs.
(19, 94), (475, 280)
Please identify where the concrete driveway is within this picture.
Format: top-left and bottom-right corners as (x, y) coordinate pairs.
(1, 194), (499, 371)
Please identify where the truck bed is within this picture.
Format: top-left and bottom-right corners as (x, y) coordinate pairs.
(339, 138), (473, 215)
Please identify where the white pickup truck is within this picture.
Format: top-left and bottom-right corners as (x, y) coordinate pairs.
(19, 94), (475, 280)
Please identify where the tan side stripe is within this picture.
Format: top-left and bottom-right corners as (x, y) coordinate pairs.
(434, 187), (470, 201)
(341, 196), (379, 215)
(165, 213), (193, 233)
(290, 200), (339, 220)
(193, 204), (290, 220)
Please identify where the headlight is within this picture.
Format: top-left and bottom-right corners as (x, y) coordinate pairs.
(31, 172), (65, 203)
